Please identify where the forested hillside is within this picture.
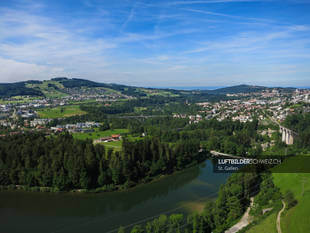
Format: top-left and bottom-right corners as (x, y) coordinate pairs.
(0, 82), (43, 97)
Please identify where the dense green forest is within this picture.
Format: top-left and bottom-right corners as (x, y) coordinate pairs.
(0, 133), (203, 191)
(0, 118), (261, 191)
(51, 115), (262, 157)
(130, 117), (261, 157)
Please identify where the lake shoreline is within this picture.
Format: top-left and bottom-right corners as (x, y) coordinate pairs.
(0, 156), (211, 195)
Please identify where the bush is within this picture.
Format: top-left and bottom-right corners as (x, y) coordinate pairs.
(284, 190), (297, 209)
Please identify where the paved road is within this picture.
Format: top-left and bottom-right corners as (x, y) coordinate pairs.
(210, 150), (244, 159)
(277, 200), (286, 233)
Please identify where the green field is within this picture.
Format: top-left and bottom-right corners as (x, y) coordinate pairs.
(73, 129), (129, 151)
(72, 129), (129, 140)
(102, 140), (122, 151)
(273, 172), (310, 233)
(37, 105), (86, 118)
(67, 99), (99, 105)
(26, 80), (68, 98)
(246, 212), (277, 233)
(139, 88), (180, 97)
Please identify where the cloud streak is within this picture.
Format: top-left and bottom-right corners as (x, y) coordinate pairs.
(0, 0), (309, 86)
(168, 0), (262, 6)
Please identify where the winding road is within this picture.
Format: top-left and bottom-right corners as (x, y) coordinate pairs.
(224, 197), (254, 233)
(277, 200), (286, 233)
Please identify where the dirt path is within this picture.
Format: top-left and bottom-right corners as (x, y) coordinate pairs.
(225, 197), (254, 233)
(277, 200), (286, 233)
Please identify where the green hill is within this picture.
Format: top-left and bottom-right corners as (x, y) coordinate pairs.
(209, 84), (267, 94)
(0, 78), (295, 100)
(0, 77), (224, 100)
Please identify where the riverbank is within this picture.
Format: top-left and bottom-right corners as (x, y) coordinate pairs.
(0, 160), (229, 233)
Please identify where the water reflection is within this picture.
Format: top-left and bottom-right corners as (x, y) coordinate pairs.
(0, 160), (229, 233)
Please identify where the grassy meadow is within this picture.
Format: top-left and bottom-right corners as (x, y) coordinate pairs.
(102, 140), (123, 151)
(37, 105), (86, 118)
(246, 212), (278, 233)
(272, 172), (310, 233)
(26, 80), (68, 98)
(73, 129), (129, 151)
(72, 129), (129, 140)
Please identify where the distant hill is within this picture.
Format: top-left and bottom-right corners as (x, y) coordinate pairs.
(0, 78), (295, 99)
(208, 84), (267, 94)
(58, 78), (110, 88)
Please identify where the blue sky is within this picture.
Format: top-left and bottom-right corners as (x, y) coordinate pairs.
(0, 0), (309, 87)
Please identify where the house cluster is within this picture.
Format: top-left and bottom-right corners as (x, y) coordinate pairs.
(197, 99), (264, 122)
(173, 114), (187, 119)
(12, 109), (36, 119)
(232, 114), (253, 123)
(0, 104), (10, 113)
(50, 122), (100, 133)
(259, 128), (276, 137)
(172, 113), (203, 124)
(195, 89), (310, 123)
(30, 119), (53, 127)
(258, 128), (277, 151)
(291, 89), (310, 104)
(93, 134), (121, 144)
(0, 120), (12, 128)
(189, 114), (203, 124)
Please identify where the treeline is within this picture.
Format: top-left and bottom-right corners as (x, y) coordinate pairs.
(79, 97), (198, 115)
(46, 98), (199, 126)
(120, 172), (268, 233)
(0, 133), (203, 191)
(130, 118), (260, 157)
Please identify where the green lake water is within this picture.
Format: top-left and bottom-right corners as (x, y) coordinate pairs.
(0, 160), (229, 233)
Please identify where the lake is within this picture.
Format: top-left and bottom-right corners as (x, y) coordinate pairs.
(0, 160), (229, 233)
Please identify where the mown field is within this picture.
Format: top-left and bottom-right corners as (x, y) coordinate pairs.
(102, 140), (123, 151)
(26, 80), (68, 98)
(72, 129), (129, 140)
(246, 212), (277, 233)
(37, 105), (86, 118)
(139, 88), (180, 97)
(72, 129), (143, 151)
(273, 172), (310, 233)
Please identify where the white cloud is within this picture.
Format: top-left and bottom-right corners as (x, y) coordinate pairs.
(184, 27), (307, 55)
(0, 7), (117, 82)
(0, 57), (65, 82)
